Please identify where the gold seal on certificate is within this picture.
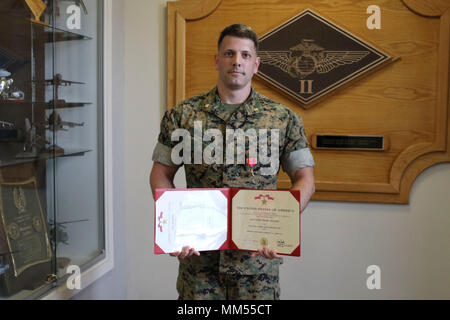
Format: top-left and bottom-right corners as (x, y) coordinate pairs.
(260, 237), (268, 246)
(154, 188), (301, 256)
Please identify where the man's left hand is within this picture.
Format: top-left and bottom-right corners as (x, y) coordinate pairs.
(251, 246), (281, 259)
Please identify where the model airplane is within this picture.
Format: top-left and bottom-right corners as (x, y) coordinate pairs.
(46, 111), (84, 131)
(34, 73), (85, 87)
(32, 74), (85, 107)
(49, 219), (89, 245)
(0, 120), (14, 129)
(14, 118), (49, 158)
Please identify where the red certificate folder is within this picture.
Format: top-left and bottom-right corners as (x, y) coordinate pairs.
(154, 188), (300, 256)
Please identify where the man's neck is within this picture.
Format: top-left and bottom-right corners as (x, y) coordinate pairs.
(216, 83), (252, 104)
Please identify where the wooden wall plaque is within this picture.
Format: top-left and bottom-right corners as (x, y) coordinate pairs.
(167, 0), (450, 204)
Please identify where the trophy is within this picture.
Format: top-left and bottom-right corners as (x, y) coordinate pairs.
(0, 77), (25, 101)
(24, 0), (50, 26)
(0, 78), (13, 99)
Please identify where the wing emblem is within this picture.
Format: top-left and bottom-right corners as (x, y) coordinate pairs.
(259, 39), (369, 79)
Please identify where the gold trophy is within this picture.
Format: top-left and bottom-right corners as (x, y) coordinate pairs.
(24, 0), (50, 26)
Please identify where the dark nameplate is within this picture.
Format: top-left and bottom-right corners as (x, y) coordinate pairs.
(315, 135), (384, 150)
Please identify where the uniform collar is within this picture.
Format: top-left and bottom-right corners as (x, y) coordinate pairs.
(201, 87), (261, 121)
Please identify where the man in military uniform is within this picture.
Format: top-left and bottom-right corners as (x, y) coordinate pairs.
(150, 24), (315, 300)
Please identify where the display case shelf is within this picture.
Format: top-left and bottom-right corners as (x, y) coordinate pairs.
(1, 15), (92, 42)
(1, 100), (92, 108)
(0, 149), (92, 168)
(46, 101), (92, 109)
(50, 28), (92, 42)
(34, 22), (93, 42)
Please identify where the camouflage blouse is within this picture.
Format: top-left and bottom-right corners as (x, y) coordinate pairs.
(152, 87), (314, 275)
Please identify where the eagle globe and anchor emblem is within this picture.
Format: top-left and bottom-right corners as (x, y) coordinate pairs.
(256, 9), (392, 106)
(260, 39), (369, 80)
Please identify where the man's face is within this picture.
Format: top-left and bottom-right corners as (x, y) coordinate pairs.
(215, 35), (260, 91)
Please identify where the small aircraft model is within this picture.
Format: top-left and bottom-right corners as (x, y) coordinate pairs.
(49, 219), (89, 245)
(32, 73), (85, 107)
(40, 73), (85, 87)
(0, 120), (14, 129)
(46, 111), (84, 132)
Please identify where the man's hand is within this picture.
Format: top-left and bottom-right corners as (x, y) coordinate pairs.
(169, 246), (200, 258)
(251, 246), (281, 259)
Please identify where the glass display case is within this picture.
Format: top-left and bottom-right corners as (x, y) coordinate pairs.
(0, 0), (104, 299)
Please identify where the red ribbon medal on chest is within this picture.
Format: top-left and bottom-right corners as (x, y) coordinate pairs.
(247, 158), (257, 167)
(247, 157), (257, 176)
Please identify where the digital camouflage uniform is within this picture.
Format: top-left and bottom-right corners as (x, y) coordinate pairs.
(152, 87), (314, 300)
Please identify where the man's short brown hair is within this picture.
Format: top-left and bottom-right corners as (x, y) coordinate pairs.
(218, 24), (259, 53)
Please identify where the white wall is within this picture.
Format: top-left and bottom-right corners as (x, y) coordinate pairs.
(75, 0), (450, 299)
(284, 163), (450, 299)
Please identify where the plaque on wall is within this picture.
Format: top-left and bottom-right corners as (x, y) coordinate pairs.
(256, 9), (394, 107)
(0, 177), (52, 296)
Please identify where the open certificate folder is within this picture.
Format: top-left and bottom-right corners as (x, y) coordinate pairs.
(154, 188), (301, 256)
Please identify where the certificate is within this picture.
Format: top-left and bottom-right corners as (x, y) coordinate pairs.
(154, 188), (300, 256)
(154, 189), (229, 254)
(231, 189), (300, 255)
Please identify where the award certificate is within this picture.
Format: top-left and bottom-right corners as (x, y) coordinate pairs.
(154, 188), (301, 256)
(154, 189), (228, 254)
(231, 189), (300, 255)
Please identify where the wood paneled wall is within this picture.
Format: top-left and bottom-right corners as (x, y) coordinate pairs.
(167, 0), (450, 203)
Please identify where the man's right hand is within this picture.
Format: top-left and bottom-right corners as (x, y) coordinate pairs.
(170, 246), (200, 258)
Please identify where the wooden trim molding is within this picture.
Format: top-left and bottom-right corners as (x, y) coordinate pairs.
(402, 0), (450, 17)
(387, 5), (450, 201)
(167, 0), (222, 108)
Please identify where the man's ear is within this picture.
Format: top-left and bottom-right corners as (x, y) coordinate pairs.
(254, 56), (261, 74)
(214, 53), (219, 70)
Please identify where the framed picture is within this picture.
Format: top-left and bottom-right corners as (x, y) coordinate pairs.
(0, 177), (52, 295)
